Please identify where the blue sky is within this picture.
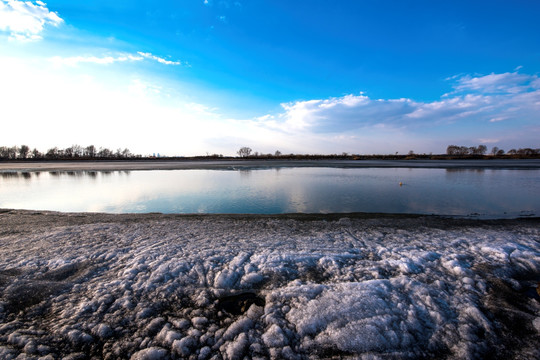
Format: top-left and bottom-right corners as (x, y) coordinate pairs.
(1, 0), (539, 156)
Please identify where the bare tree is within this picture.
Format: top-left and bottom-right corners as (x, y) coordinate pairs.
(71, 144), (83, 157)
(237, 147), (252, 157)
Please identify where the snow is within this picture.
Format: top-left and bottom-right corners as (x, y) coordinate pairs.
(0, 211), (539, 359)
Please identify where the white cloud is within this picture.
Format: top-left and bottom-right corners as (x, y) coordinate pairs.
(137, 52), (182, 66)
(0, 0), (63, 41)
(268, 72), (540, 133)
(49, 52), (183, 67)
(250, 71), (540, 153)
(267, 95), (416, 133)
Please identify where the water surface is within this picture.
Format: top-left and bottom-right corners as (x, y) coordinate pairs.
(1, 167), (538, 218)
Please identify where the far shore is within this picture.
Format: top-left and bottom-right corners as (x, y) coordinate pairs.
(1, 158), (540, 172)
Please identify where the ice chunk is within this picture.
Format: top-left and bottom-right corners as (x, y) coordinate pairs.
(214, 269), (241, 288)
(66, 329), (93, 346)
(130, 347), (168, 360)
(262, 324), (288, 348)
(198, 346), (212, 359)
(240, 272), (264, 286)
(223, 332), (249, 360)
(192, 316), (209, 328)
(156, 324), (182, 346)
(144, 317), (166, 336)
(533, 317), (540, 333)
(172, 336), (197, 357)
(223, 318), (254, 341)
(0, 346), (17, 360)
(92, 323), (113, 339)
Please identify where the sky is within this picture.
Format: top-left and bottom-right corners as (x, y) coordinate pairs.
(0, 0), (539, 156)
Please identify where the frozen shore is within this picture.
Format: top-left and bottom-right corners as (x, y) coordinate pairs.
(0, 210), (539, 359)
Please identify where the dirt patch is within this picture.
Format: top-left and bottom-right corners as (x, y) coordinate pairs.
(216, 292), (265, 315)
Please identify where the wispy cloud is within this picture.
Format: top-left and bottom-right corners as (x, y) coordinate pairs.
(0, 0), (63, 41)
(452, 71), (538, 94)
(478, 138), (499, 144)
(50, 54), (143, 66)
(50, 52), (183, 67)
(137, 52), (182, 66)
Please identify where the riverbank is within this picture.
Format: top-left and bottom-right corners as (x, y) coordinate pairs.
(1, 159), (540, 172)
(0, 210), (539, 359)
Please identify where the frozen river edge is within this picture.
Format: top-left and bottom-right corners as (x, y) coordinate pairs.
(0, 210), (539, 359)
(1, 158), (540, 172)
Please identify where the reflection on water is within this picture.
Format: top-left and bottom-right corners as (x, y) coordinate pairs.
(0, 168), (538, 218)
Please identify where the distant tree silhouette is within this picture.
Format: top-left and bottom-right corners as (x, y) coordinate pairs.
(18, 145), (30, 159)
(447, 144), (487, 156)
(46, 147), (59, 159)
(72, 144), (83, 157)
(31, 148), (42, 159)
(476, 145), (487, 155)
(0, 144), (138, 160)
(517, 148), (539, 156)
(237, 147), (252, 157)
(121, 148), (131, 158)
(85, 145), (96, 158)
(98, 147), (114, 158)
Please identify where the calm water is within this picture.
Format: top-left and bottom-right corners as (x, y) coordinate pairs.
(1, 167), (539, 218)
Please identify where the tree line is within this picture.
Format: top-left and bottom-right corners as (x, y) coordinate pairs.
(446, 145), (540, 156)
(1, 144), (538, 161)
(0, 145), (138, 160)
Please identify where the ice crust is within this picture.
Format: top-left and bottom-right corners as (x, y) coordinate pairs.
(0, 212), (539, 359)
